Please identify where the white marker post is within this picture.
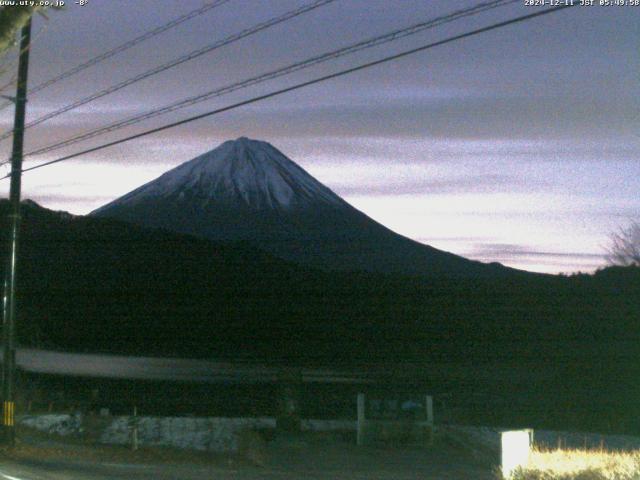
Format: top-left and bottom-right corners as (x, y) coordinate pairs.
(501, 429), (532, 478)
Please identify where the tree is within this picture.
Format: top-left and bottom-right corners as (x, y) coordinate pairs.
(0, 5), (61, 57)
(606, 221), (640, 267)
(0, 6), (38, 55)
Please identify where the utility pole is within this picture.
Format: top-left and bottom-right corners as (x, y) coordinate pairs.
(2, 18), (32, 446)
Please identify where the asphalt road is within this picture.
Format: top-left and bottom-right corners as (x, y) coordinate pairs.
(0, 444), (496, 480)
(0, 460), (236, 480)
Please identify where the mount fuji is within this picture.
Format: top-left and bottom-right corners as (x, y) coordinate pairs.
(91, 137), (513, 277)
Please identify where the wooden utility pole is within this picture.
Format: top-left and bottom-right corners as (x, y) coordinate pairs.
(2, 17), (31, 446)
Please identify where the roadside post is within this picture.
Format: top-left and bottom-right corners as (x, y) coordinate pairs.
(425, 395), (434, 445)
(501, 429), (533, 478)
(131, 405), (139, 451)
(356, 393), (365, 446)
(2, 18), (32, 446)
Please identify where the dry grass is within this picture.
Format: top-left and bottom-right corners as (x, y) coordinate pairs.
(509, 447), (640, 480)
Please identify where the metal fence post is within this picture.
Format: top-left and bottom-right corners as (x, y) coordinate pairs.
(357, 393), (365, 446)
(425, 395), (434, 445)
(131, 405), (139, 451)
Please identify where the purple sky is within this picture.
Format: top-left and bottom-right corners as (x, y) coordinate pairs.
(0, 0), (638, 274)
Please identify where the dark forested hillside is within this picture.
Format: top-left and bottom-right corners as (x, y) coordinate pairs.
(2, 200), (639, 431)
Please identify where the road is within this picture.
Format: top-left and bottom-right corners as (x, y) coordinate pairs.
(0, 460), (494, 480)
(0, 441), (496, 479)
(0, 460), (236, 480)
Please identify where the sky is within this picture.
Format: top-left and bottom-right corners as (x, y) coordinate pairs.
(0, 0), (638, 274)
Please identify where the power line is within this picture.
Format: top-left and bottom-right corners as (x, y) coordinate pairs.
(22, 0), (517, 160)
(0, 23), (51, 94)
(0, 76), (17, 95)
(0, 61), (18, 91)
(0, 37), (22, 82)
(0, 0), (232, 113)
(0, 0), (336, 143)
(1, 4), (575, 180)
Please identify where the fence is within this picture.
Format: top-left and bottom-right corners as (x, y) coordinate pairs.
(356, 393), (434, 446)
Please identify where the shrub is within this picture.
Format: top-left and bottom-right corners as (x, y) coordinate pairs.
(507, 447), (640, 480)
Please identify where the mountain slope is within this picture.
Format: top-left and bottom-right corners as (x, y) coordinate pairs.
(92, 137), (517, 277)
(0, 200), (559, 364)
(2, 200), (639, 432)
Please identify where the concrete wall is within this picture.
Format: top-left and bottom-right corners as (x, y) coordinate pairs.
(101, 416), (276, 452)
(18, 414), (355, 452)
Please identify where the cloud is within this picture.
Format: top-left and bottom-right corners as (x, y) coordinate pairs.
(416, 236), (498, 243)
(472, 243), (605, 260)
(16, 92), (638, 168)
(465, 243), (607, 273)
(27, 193), (115, 205)
(204, 95), (639, 143)
(334, 174), (523, 196)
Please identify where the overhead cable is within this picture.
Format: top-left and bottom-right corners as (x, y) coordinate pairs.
(1, 4), (575, 180)
(0, 0), (335, 142)
(24, 0), (517, 159)
(0, 0), (233, 113)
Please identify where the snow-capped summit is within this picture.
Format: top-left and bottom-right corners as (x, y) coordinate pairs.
(92, 138), (515, 277)
(93, 137), (345, 213)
